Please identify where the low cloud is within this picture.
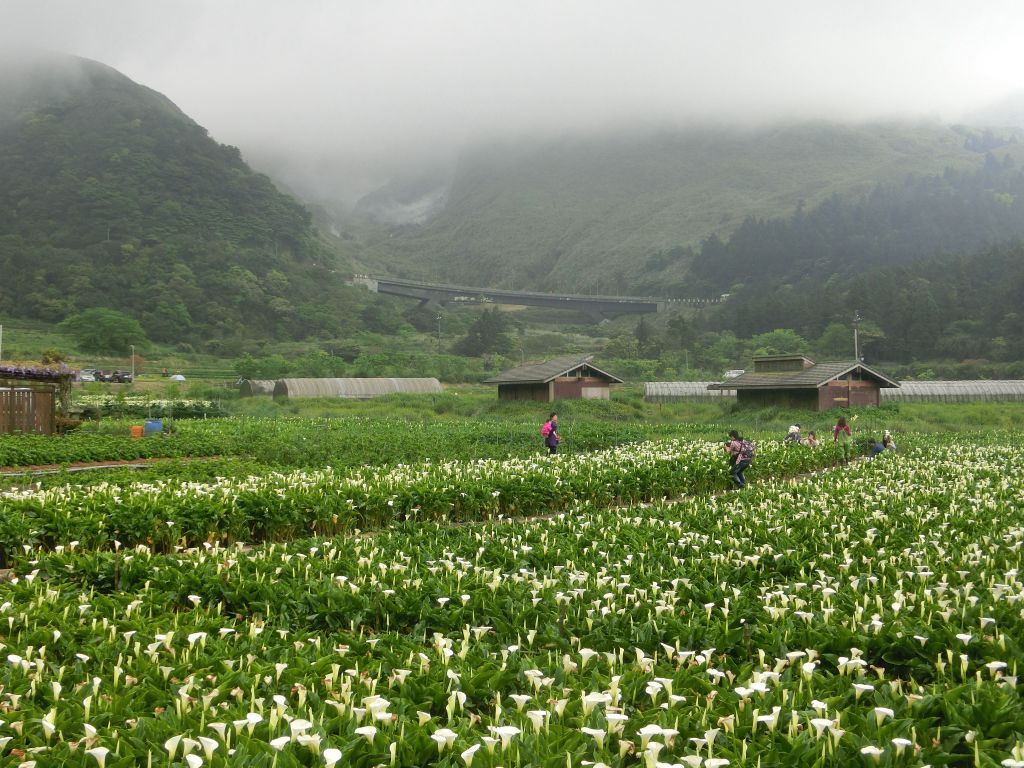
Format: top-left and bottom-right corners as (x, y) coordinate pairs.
(3, 0), (1024, 201)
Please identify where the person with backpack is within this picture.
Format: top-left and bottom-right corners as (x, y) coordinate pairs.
(725, 429), (755, 489)
(541, 412), (561, 454)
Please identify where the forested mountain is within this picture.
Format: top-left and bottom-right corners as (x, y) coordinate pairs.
(351, 123), (1023, 293)
(681, 156), (1024, 364)
(688, 152), (1024, 295)
(0, 54), (359, 349)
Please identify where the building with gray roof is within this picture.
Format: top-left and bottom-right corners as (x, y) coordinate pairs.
(708, 355), (899, 410)
(485, 355), (623, 401)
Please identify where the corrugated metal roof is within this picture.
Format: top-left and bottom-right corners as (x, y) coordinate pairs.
(882, 380), (1024, 401)
(485, 355), (623, 385)
(708, 361), (899, 390)
(273, 378), (443, 399)
(645, 382), (735, 400)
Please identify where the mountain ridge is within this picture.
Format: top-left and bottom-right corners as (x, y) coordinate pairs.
(0, 53), (362, 350)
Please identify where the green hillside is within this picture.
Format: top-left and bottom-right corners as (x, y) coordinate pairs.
(0, 54), (360, 349)
(353, 122), (1018, 293)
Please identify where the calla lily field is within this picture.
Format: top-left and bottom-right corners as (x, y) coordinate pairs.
(1, 422), (1023, 766)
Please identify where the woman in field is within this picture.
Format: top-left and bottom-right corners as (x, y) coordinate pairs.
(833, 416), (853, 464)
(542, 412), (560, 454)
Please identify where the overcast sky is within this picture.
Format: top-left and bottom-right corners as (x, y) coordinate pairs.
(3, 0), (1024, 201)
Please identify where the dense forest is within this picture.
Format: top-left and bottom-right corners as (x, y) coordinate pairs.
(0, 55), (362, 350)
(660, 155), (1024, 364)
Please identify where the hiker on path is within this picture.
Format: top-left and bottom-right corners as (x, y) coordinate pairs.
(725, 429), (755, 489)
(542, 412), (561, 455)
(833, 416), (853, 464)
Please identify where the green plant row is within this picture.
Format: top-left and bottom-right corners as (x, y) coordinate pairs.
(1, 415), (720, 470)
(0, 438), (844, 561)
(74, 396), (229, 420)
(0, 437), (1021, 766)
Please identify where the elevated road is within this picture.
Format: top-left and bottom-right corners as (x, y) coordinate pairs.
(351, 275), (720, 318)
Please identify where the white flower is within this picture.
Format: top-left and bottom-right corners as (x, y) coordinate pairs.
(431, 728), (458, 752)
(489, 725), (521, 750)
(809, 718), (833, 739)
(861, 745), (884, 762)
(873, 707), (894, 727)
(86, 747), (110, 768)
(461, 743), (481, 766)
(165, 735), (182, 760)
(324, 748), (343, 767)
(581, 726), (605, 749)
(354, 725), (377, 743)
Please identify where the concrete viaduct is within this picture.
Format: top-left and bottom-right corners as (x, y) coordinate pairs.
(350, 275), (720, 320)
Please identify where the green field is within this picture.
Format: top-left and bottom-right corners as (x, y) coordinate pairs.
(0, 414), (1022, 766)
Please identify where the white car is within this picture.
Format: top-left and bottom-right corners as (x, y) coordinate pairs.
(80, 372), (96, 382)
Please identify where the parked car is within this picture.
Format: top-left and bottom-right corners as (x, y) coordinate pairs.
(79, 371), (96, 382)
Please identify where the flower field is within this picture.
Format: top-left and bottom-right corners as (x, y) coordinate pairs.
(0, 435), (1022, 766)
(1, 439), (839, 562)
(0, 417), (714, 470)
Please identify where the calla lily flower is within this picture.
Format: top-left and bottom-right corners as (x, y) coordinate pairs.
(354, 725), (376, 743)
(85, 747), (110, 768)
(461, 743), (481, 766)
(431, 728), (458, 751)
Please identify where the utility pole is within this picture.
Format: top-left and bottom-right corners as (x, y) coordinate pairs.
(853, 310), (861, 361)
(130, 344), (135, 382)
(436, 313), (442, 352)
(0, 324), (3, 364)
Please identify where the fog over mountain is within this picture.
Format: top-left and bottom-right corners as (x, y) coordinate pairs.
(4, 0), (1024, 205)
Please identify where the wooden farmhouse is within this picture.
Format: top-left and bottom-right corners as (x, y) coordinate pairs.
(486, 355), (623, 402)
(707, 354), (899, 410)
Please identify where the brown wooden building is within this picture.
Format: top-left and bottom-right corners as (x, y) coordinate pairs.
(707, 354), (899, 410)
(485, 355), (623, 402)
(1, 365), (74, 435)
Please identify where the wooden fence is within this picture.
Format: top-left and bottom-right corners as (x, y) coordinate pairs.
(1, 385), (56, 435)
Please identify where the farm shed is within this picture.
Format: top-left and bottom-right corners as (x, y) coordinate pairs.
(273, 378), (443, 400)
(645, 382), (736, 402)
(1, 364), (75, 435)
(485, 355), (623, 402)
(238, 379), (276, 397)
(708, 355), (899, 410)
(881, 380), (1024, 403)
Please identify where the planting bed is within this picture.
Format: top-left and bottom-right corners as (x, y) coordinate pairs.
(0, 436), (1022, 765)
